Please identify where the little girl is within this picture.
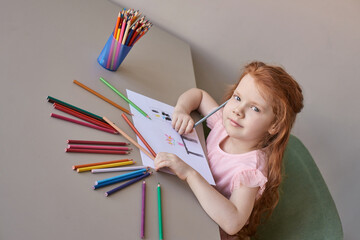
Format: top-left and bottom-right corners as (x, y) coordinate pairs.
(154, 61), (304, 239)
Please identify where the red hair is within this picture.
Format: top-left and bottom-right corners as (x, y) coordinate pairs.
(223, 61), (303, 238)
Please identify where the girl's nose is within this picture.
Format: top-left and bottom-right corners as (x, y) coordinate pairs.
(233, 105), (244, 117)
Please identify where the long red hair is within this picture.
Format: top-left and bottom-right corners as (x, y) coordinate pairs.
(223, 61), (304, 238)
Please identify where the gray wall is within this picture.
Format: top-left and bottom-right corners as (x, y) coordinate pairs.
(112, 0), (359, 238)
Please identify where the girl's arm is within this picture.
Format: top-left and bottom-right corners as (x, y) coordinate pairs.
(154, 153), (258, 235)
(172, 88), (218, 135)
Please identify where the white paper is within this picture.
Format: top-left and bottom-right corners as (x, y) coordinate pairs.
(126, 89), (215, 185)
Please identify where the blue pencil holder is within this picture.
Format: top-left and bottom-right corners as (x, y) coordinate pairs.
(97, 33), (133, 71)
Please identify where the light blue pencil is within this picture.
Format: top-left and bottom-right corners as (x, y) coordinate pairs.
(194, 99), (229, 127)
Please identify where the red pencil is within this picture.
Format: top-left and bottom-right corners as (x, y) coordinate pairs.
(121, 113), (156, 157)
(53, 103), (114, 130)
(68, 144), (132, 151)
(67, 140), (130, 146)
(50, 113), (118, 134)
(72, 159), (132, 170)
(65, 148), (130, 154)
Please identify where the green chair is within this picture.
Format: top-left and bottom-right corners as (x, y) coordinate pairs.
(255, 135), (343, 240)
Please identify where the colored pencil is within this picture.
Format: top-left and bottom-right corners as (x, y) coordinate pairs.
(77, 160), (135, 172)
(65, 148), (130, 154)
(105, 172), (151, 197)
(47, 96), (106, 123)
(93, 169), (145, 189)
(103, 116), (155, 160)
(73, 80), (132, 115)
(68, 144), (132, 151)
(194, 99), (230, 127)
(100, 77), (151, 119)
(67, 140), (129, 146)
(122, 113), (156, 157)
(113, 12), (121, 38)
(91, 166), (148, 173)
(141, 180), (146, 238)
(72, 159), (132, 170)
(51, 113), (117, 134)
(96, 169), (146, 185)
(53, 103), (114, 130)
(157, 183), (163, 240)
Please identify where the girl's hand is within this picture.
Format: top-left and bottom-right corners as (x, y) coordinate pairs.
(154, 152), (195, 181)
(172, 108), (194, 135)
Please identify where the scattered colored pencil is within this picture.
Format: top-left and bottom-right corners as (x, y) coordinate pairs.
(194, 99), (230, 127)
(53, 103), (114, 130)
(105, 172), (151, 197)
(93, 169), (145, 189)
(68, 144), (132, 151)
(77, 160), (135, 173)
(51, 113), (118, 134)
(65, 148), (130, 154)
(91, 166), (148, 173)
(100, 77), (151, 119)
(122, 113), (156, 157)
(103, 116), (155, 160)
(73, 80), (132, 115)
(141, 180), (146, 238)
(157, 183), (163, 240)
(72, 159), (132, 170)
(47, 96), (106, 123)
(67, 140), (129, 146)
(96, 169), (147, 185)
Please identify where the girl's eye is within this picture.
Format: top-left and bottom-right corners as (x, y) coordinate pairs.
(234, 95), (241, 101)
(251, 106), (260, 112)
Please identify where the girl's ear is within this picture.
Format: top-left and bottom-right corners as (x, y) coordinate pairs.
(268, 124), (277, 135)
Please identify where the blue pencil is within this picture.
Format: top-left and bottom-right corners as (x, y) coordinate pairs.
(194, 99), (229, 127)
(93, 170), (147, 189)
(95, 169), (147, 185)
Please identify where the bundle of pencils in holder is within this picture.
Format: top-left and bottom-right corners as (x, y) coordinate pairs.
(97, 9), (152, 71)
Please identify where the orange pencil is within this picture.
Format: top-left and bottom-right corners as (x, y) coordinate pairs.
(113, 12), (121, 38)
(103, 116), (155, 161)
(121, 113), (156, 157)
(72, 159), (133, 170)
(73, 80), (132, 115)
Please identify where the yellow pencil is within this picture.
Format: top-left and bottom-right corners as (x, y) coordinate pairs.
(77, 160), (135, 172)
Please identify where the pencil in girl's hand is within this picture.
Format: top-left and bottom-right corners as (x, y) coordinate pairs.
(100, 77), (151, 119)
(73, 80), (132, 115)
(194, 99), (230, 127)
(91, 166), (148, 173)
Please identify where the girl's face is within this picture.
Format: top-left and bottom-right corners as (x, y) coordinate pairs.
(222, 74), (275, 148)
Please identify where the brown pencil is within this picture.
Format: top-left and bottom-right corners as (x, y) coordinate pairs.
(73, 80), (132, 115)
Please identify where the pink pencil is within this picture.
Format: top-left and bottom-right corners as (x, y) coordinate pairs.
(68, 144), (132, 151)
(65, 148), (130, 154)
(50, 113), (118, 134)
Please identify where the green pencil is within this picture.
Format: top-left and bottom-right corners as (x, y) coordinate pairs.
(99, 77), (151, 119)
(157, 183), (163, 240)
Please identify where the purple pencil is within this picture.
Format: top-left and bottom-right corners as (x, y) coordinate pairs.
(105, 172), (151, 197)
(141, 180), (146, 238)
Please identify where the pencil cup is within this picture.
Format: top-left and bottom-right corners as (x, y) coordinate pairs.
(97, 33), (133, 71)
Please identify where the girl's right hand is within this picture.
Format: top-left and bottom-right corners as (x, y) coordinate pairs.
(172, 108), (194, 135)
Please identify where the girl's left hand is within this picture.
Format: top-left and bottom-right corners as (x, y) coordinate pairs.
(154, 152), (195, 181)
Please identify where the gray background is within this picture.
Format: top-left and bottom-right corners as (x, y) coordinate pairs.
(112, 0), (359, 238)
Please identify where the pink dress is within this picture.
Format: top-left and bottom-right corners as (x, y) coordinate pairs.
(206, 109), (268, 200)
